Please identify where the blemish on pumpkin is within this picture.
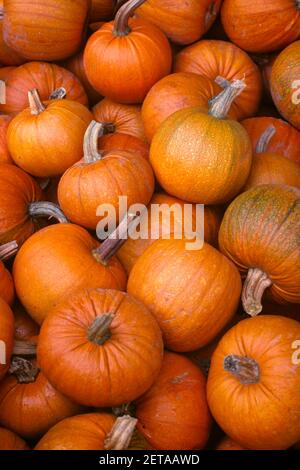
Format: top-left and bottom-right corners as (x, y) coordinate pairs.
(171, 372), (188, 384)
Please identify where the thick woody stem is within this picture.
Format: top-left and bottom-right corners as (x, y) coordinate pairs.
(28, 201), (68, 224)
(87, 314), (115, 345)
(209, 77), (246, 119)
(104, 416), (138, 450)
(113, 0), (146, 35)
(83, 120), (106, 163)
(13, 340), (37, 357)
(9, 357), (39, 384)
(49, 87), (67, 100)
(255, 125), (276, 153)
(28, 89), (46, 115)
(242, 268), (272, 316)
(0, 80), (6, 104)
(0, 241), (18, 261)
(224, 355), (260, 385)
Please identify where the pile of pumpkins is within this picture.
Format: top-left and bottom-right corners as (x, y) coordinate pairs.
(0, 0), (299, 451)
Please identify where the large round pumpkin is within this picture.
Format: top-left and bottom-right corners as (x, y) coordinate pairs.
(83, 0), (172, 103)
(150, 80), (252, 204)
(0, 115), (13, 164)
(0, 427), (29, 450)
(13, 223), (127, 325)
(207, 315), (300, 450)
(135, 352), (211, 450)
(0, 298), (14, 381)
(175, 39), (262, 120)
(38, 289), (163, 407)
(7, 89), (93, 177)
(128, 239), (242, 352)
(221, 0), (300, 53)
(219, 185), (300, 315)
(2, 0), (90, 61)
(271, 41), (300, 130)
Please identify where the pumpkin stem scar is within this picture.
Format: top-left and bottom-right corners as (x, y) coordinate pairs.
(104, 415), (138, 450)
(224, 355), (260, 385)
(113, 0), (146, 36)
(9, 357), (39, 384)
(0, 240), (18, 261)
(209, 76), (246, 119)
(28, 201), (69, 224)
(87, 313), (115, 345)
(242, 268), (272, 316)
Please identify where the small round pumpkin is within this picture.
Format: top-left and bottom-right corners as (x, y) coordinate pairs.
(3, 0), (90, 61)
(216, 436), (246, 450)
(207, 315), (300, 450)
(64, 51), (101, 105)
(0, 115), (13, 164)
(83, 0), (172, 103)
(7, 89), (93, 177)
(150, 79), (252, 204)
(135, 352), (211, 450)
(58, 121), (154, 230)
(128, 239), (242, 352)
(0, 427), (29, 450)
(37, 289), (163, 407)
(0, 298), (14, 381)
(219, 185), (300, 315)
(175, 39), (262, 120)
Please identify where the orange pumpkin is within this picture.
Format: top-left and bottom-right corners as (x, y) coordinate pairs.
(13, 223), (127, 325)
(0, 65), (15, 82)
(175, 40), (262, 120)
(38, 289), (163, 407)
(0, 1), (25, 66)
(14, 302), (39, 342)
(219, 185), (300, 315)
(150, 79), (252, 204)
(207, 315), (300, 450)
(0, 427), (29, 450)
(99, 133), (149, 160)
(221, 0), (300, 53)
(0, 115), (13, 164)
(3, 0), (89, 61)
(128, 239), (242, 352)
(83, 0), (172, 103)
(90, 0), (116, 22)
(58, 121), (154, 229)
(64, 51), (101, 105)
(216, 436), (246, 450)
(0, 246), (15, 306)
(135, 352), (211, 450)
(7, 89), (92, 178)
(0, 298), (14, 381)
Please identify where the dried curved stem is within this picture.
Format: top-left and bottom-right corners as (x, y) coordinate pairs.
(28, 89), (46, 115)
(13, 340), (37, 357)
(0, 241), (18, 261)
(104, 416), (138, 450)
(242, 268), (272, 316)
(209, 77), (246, 119)
(83, 121), (106, 163)
(224, 355), (260, 385)
(9, 357), (39, 384)
(87, 314), (114, 345)
(28, 201), (68, 224)
(49, 87), (67, 100)
(113, 0), (146, 35)
(0, 80), (6, 104)
(255, 125), (276, 153)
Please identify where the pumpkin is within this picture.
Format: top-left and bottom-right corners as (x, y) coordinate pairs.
(13, 223), (127, 325)
(216, 436), (246, 450)
(219, 185), (300, 315)
(0, 163), (68, 246)
(221, 0), (300, 53)
(175, 40), (262, 120)
(2, 0), (90, 61)
(0, 356), (81, 439)
(242, 116), (300, 166)
(243, 125), (300, 190)
(35, 414), (137, 450)
(128, 239), (242, 352)
(0, 427), (29, 450)
(150, 79), (252, 205)
(99, 133), (149, 160)
(0, 115), (13, 164)
(271, 41), (300, 130)
(0, 297), (14, 381)
(64, 52), (101, 105)
(37, 288), (163, 407)
(207, 315), (300, 450)
(141, 72), (230, 142)
(117, 192), (222, 275)
(0, 1), (24, 66)
(58, 121), (154, 230)
(0, 65), (15, 82)
(90, 0), (116, 22)
(134, 352), (211, 450)
(7, 89), (93, 178)
(93, 98), (146, 141)
(0, 61), (88, 116)
(0, 243), (16, 306)
(14, 302), (39, 342)
(83, 0), (172, 103)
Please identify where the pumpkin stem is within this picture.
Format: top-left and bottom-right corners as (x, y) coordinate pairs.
(297, 0), (300, 9)
(13, 340), (37, 357)
(28, 89), (46, 115)
(87, 313), (115, 345)
(113, 0), (146, 36)
(83, 120), (106, 163)
(9, 357), (39, 384)
(0, 80), (6, 104)
(255, 125), (276, 153)
(49, 87), (67, 100)
(104, 416), (138, 450)
(224, 355), (260, 385)
(242, 268), (272, 316)
(0, 241), (18, 261)
(28, 201), (68, 224)
(112, 403), (134, 417)
(92, 211), (142, 264)
(209, 76), (246, 119)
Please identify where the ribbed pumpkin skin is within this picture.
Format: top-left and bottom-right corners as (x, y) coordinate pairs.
(175, 40), (262, 120)
(207, 316), (300, 450)
(136, 0), (222, 45)
(271, 41), (300, 130)
(13, 224), (127, 325)
(0, 163), (43, 246)
(37, 289), (163, 407)
(0, 115), (13, 164)
(35, 413), (116, 450)
(242, 117), (300, 165)
(219, 185), (300, 305)
(216, 437), (246, 450)
(221, 0), (300, 53)
(0, 427), (29, 450)
(64, 52), (101, 105)
(0, 1), (25, 66)
(150, 107), (252, 204)
(99, 133), (149, 160)
(127, 239), (242, 352)
(136, 352), (211, 450)
(3, 0), (90, 61)
(0, 298), (14, 381)
(0, 62), (88, 115)
(0, 261), (14, 306)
